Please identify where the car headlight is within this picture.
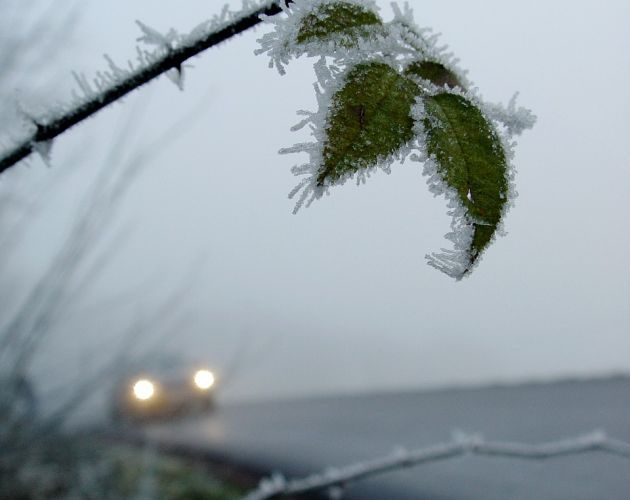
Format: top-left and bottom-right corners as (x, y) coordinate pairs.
(193, 369), (215, 390)
(132, 379), (155, 400)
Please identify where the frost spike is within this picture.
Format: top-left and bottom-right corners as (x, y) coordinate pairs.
(166, 64), (184, 90)
(32, 139), (54, 167)
(0, 0), (291, 174)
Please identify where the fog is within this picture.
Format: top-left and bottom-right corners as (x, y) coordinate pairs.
(4, 0), (629, 405)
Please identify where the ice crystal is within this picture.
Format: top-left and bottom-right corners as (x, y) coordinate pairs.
(9, 1), (275, 131)
(485, 92), (537, 137)
(256, 0), (388, 74)
(31, 139), (54, 167)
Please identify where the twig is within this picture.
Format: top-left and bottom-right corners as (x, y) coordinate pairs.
(243, 430), (630, 499)
(0, 0), (294, 175)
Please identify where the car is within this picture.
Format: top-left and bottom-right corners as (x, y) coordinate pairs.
(110, 357), (217, 423)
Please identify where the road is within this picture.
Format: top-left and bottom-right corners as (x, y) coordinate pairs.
(141, 377), (630, 499)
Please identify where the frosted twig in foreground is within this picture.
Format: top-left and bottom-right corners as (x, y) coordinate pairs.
(0, 0), (294, 175)
(243, 430), (630, 499)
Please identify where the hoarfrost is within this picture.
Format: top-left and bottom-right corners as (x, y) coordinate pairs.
(244, 430), (630, 499)
(258, 1), (481, 214)
(252, 471), (287, 496)
(135, 20), (179, 50)
(485, 92), (537, 137)
(31, 140), (54, 167)
(165, 67), (185, 91)
(284, 56), (417, 214)
(411, 88), (526, 279)
(389, 2), (470, 88)
(257, 0), (535, 278)
(255, 0), (388, 74)
(5, 1), (276, 143)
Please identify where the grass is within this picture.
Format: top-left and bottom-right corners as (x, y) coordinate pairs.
(1, 433), (245, 500)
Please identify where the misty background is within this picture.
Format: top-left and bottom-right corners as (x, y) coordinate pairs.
(3, 0), (629, 406)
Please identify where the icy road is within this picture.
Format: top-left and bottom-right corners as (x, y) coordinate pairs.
(141, 377), (630, 499)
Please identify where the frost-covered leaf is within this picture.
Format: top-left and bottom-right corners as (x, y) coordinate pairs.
(317, 61), (420, 186)
(256, 0), (387, 74)
(405, 61), (463, 90)
(260, 1), (534, 279)
(296, 1), (383, 47)
(422, 93), (508, 270)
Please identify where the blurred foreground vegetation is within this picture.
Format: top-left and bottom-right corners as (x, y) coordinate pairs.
(1, 432), (243, 500)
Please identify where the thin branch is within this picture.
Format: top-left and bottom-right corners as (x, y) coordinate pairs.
(243, 431), (630, 499)
(0, 98), (150, 367)
(0, 0), (293, 176)
(0, 85), (212, 371)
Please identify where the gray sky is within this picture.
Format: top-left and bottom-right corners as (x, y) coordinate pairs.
(6, 0), (630, 402)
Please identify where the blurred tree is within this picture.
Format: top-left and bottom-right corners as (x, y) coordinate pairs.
(0, 3), (196, 494)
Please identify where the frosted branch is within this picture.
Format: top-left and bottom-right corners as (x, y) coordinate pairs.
(243, 430), (630, 499)
(0, 0), (294, 175)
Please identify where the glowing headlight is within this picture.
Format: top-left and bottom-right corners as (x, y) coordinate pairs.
(133, 379), (155, 400)
(193, 369), (215, 390)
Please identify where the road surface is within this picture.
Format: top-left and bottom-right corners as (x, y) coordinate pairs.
(140, 377), (630, 499)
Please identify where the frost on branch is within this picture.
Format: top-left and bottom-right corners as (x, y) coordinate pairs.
(0, 0), (277, 164)
(258, 0), (535, 279)
(244, 430), (630, 500)
(31, 139), (54, 167)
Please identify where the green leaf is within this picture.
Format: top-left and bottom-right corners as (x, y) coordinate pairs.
(422, 93), (508, 261)
(405, 61), (463, 90)
(296, 1), (383, 48)
(317, 62), (420, 186)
